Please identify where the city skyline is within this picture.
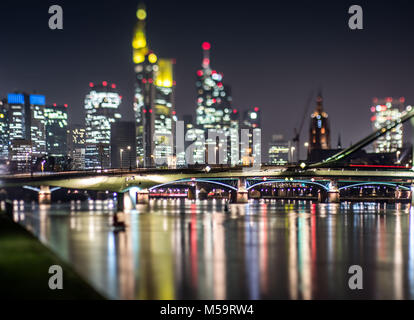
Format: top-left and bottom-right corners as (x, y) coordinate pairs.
(3, 0), (414, 304)
(2, 0), (414, 151)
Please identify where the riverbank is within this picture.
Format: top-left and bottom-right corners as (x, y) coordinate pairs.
(0, 211), (104, 299)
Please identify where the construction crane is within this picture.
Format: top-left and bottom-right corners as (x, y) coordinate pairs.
(292, 91), (314, 162)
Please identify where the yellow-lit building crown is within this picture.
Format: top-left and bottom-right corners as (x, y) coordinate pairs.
(132, 3), (149, 64)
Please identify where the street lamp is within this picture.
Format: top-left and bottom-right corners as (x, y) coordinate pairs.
(304, 142), (310, 160)
(290, 146), (296, 164)
(127, 146), (131, 170)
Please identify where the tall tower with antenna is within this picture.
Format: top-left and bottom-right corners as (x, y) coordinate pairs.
(132, 2), (176, 167)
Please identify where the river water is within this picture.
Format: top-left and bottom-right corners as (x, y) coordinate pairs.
(11, 199), (414, 299)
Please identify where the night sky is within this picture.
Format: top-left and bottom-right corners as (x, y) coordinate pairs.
(1, 0), (414, 158)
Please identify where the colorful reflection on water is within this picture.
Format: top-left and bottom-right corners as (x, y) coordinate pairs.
(12, 199), (414, 299)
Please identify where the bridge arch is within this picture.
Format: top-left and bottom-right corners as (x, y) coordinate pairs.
(246, 179), (330, 191)
(148, 178), (238, 191)
(339, 182), (410, 191)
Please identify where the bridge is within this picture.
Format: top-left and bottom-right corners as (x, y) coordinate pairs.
(1, 105), (414, 208)
(1, 166), (413, 208)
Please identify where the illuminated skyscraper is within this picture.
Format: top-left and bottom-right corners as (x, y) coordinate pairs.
(0, 100), (9, 161)
(132, 3), (175, 167)
(7, 93), (30, 141)
(84, 82), (122, 169)
(370, 97), (404, 153)
(268, 134), (289, 165)
(193, 42), (237, 165)
(67, 125), (86, 170)
(44, 103), (68, 157)
(5, 93), (48, 169)
(6, 93), (47, 160)
(309, 93), (330, 151)
(196, 42), (232, 130)
(241, 107), (261, 165)
(29, 94), (47, 158)
(10, 139), (32, 172)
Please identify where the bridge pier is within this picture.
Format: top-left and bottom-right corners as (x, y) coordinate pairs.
(230, 178), (248, 203)
(395, 188), (402, 200)
(117, 191), (137, 211)
(38, 186), (51, 204)
(327, 180), (340, 203)
(137, 189), (149, 204)
(187, 184), (198, 200)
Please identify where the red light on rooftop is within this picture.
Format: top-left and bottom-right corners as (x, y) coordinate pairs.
(172, 111), (176, 115)
(197, 70), (203, 77)
(254, 107), (259, 112)
(212, 70), (217, 74)
(202, 42), (211, 50)
(142, 79), (147, 83)
(111, 84), (116, 89)
(202, 58), (210, 66)
(64, 104), (68, 108)
(370, 106), (375, 112)
(102, 81), (108, 86)
(173, 81), (176, 86)
(53, 103), (57, 107)
(217, 82), (223, 87)
(386, 97), (393, 102)
(400, 97), (405, 103)
(149, 109), (153, 113)
(89, 82), (94, 87)
(370, 115), (376, 122)
(143, 109), (147, 113)
(119, 95), (122, 99)
(373, 97), (378, 103)
(148, 78), (153, 83)
(233, 109), (238, 114)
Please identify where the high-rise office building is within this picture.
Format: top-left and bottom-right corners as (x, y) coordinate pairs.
(193, 42), (237, 165)
(6, 93), (47, 167)
(44, 103), (68, 157)
(0, 100), (9, 161)
(268, 134), (289, 165)
(10, 139), (32, 172)
(67, 125), (86, 170)
(241, 107), (261, 165)
(7, 93), (30, 141)
(110, 121), (136, 169)
(29, 94), (47, 158)
(309, 93), (330, 151)
(132, 3), (175, 167)
(370, 97), (404, 153)
(195, 42), (232, 130)
(84, 82), (122, 169)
